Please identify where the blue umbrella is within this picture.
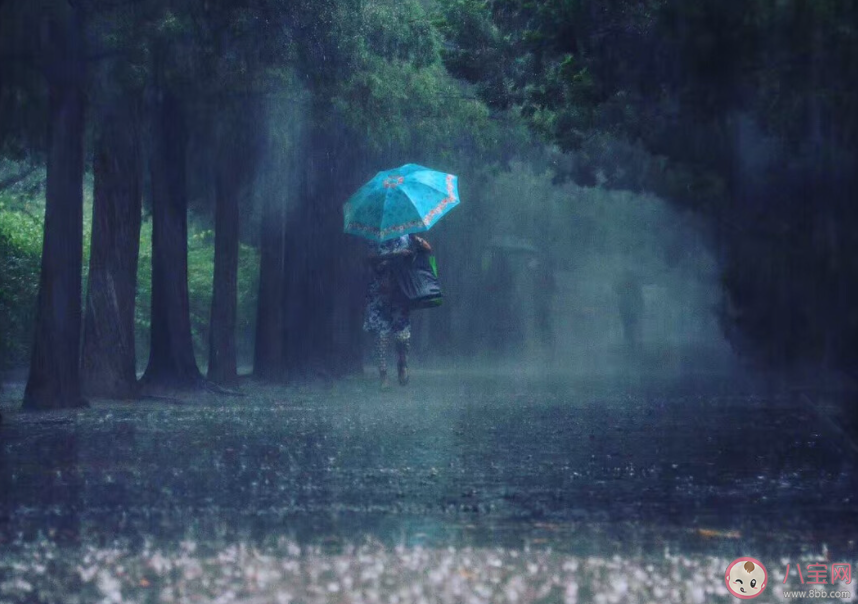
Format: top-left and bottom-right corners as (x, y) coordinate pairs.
(343, 164), (460, 242)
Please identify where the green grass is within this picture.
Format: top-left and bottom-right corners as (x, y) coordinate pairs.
(0, 182), (259, 372)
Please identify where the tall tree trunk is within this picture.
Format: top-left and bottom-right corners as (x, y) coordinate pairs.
(282, 129), (326, 377)
(81, 97), (142, 398)
(253, 117), (293, 381)
(253, 192), (286, 380)
(329, 143), (367, 376)
(207, 148), (240, 385)
(141, 91), (201, 389)
(23, 8), (85, 410)
(282, 125), (366, 378)
(337, 234), (368, 375)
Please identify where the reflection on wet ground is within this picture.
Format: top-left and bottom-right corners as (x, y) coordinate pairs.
(0, 372), (856, 602)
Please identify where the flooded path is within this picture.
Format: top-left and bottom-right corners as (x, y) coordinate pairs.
(1, 372), (856, 602)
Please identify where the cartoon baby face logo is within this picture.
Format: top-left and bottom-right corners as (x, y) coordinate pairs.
(725, 557), (768, 599)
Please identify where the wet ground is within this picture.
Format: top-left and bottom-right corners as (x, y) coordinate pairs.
(1, 370), (857, 603)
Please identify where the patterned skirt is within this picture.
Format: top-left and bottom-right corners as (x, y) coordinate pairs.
(363, 270), (411, 339)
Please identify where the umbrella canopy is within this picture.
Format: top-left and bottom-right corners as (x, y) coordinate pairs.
(343, 164), (460, 242)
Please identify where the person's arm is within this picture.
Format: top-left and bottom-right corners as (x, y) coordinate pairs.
(366, 247), (413, 266)
(410, 235), (432, 253)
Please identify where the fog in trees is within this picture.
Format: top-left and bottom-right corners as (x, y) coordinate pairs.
(0, 0), (855, 399)
(2, 1), (858, 600)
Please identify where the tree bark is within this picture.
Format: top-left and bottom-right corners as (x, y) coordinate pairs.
(207, 146), (240, 385)
(252, 115), (292, 381)
(81, 96), (142, 398)
(141, 91), (202, 389)
(281, 124), (366, 378)
(23, 8), (86, 410)
(253, 191), (286, 380)
(281, 130), (327, 377)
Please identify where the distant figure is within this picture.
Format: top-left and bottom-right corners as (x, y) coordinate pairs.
(483, 251), (524, 354)
(364, 233), (432, 388)
(614, 269), (644, 352)
(530, 257), (556, 357)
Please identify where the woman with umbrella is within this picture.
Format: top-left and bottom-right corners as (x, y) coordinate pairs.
(344, 164), (460, 388)
(364, 234), (432, 387)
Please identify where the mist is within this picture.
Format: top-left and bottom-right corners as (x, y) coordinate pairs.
(409, 160), (734, 382)
(1, 1), (857, 601)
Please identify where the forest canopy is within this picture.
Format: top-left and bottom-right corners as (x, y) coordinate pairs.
(1, 0), (857, 408)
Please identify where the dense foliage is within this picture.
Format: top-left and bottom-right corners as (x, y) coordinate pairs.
(0, 194), (42, 369)
(0, 181), (259, 371)
(437, 0), (858, 371)
(1, 0), (857, 385)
